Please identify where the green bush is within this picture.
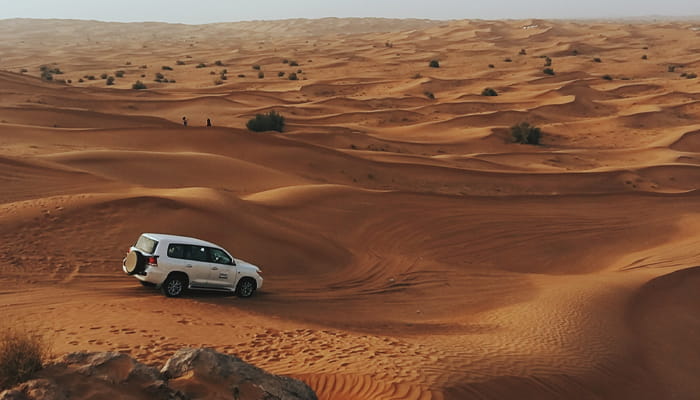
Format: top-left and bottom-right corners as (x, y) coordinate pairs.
(429, 59), (440, 68)
(258, 71), (265, 79)
(247, 111), (285, 132)
(289, 61), (299, 66)
(100, 73), (108, 79)
(176, 60), (186, 65)
(424, 91), (435, 99)
(132, 80), (147, 89)
(543, 68), (555, 76)
(214, 60), (224, 66)
(278, 71), (285, 77)
(106, 76), (115, 85)
(252, 64), (261, 70)
(511, 122), (541, 145)
(196, 63), (206, 68)
(602, 74), (613, 81)
(288, 72), (298, 80)
(544, 57), (552, 67)
(593, 57), (602, 63)
(0, 328), (50, 390)
(481, 88), (498, 96)
(162, 66), (173, 70)
(115, 70), (125, 77)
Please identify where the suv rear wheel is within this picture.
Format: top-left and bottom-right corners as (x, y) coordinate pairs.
(162, 274), (188, 297)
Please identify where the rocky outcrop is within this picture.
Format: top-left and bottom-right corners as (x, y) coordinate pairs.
(0, 348), (316, 400)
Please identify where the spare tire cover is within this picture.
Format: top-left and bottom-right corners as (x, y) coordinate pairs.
(124, 251), (145, 275)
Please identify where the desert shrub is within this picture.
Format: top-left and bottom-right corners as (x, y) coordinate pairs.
(106, 76), (115, 85)
(132, 80), (147, 89)
(20, 68), (28, 73)
(220, 72), (227, 80)
(668, 65), (676, 72)
(572, 49), (579, 55)
(412, 73), (422, 79)
(162, 66), (173, 70)
(602, 74), (613, 80)
(593, 57), (602, 63)
(289, 61), (299, 66)
(78, 78), (84, 83)
(169, 79), (176, 83)
(543, 68), (555, 75)
(86, 75), (96, 80)
(214, 79), (224, 85)
(125, 61), (132, 65)
(139, 65), (147, 69)
(196, 63), (206, 68)
(424, 91), (435, 99)
(297, 69), (303, 74)
(115, 70), (125, 77)
(140, 74), (146, 78)
(288, 72), (298, 80)
(278, 71), (285, 77)
(429, 59), (440, 68)
(544, 57), (552, 67)
(100, 73), (108, 79)
(488, 64), (495, 68)
(641, 54), (648, 60)
(246, 111), (284, 132)
(481, 88), (498, 96)
(214, 60), (224, 66)
(154, 72), (165, 82)
(519, 48), (527, 55)
(222, 69), (228, 74)
(283, 59), (289, 64)
(252, 64), (261, 70)
(258, 71), (265, 79)
(176, 60), (185, 65)
(238, 74), (246, 78)
(504, 58), (512, 62)
(0, 328), (50, 390)
(687, 73), (698, 79)
(209, 71), (216, 75)
(40, 70), (53, 81)
(511, 122), (541, 145)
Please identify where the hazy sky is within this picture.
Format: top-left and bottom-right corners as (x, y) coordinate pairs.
(2, 0), (699, 23)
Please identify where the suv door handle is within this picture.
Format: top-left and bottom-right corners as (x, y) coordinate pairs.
(186, 264), (193, 268)
(212, 267), (219, 270)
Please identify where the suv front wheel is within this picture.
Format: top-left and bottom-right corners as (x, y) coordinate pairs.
(162, 274), (187, 297)
(236, 278), (256, 298)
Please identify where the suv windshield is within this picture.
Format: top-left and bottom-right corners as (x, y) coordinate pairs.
(135, 235), (158, 254)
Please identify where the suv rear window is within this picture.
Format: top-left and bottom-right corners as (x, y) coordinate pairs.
(135, 235), (158, 254)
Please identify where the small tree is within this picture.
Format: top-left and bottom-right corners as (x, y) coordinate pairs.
(258, 71), (265, 79)
(214, 60), (224, 66)
(481, 88), (498, 96)
(106, 76), (115, 85)
(132, 80), (147, 89)
(0, 328), (50, 390)
(429, 59), (440, 68)
(288, 72), (298, 80)
(246, 111), (285, 132)
(511, 122), (541, 145)
(115, 70), (125, 77)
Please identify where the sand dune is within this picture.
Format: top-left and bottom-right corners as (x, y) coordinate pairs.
(1, 17), (700, 400)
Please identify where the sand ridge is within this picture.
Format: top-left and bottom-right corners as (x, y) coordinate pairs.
(1, 17), (700, 399)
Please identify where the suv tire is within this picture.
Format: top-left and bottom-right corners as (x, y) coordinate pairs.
(124, 251), (146, 275)
(162, 274), (187, 297)
(236, 278), (256, 298)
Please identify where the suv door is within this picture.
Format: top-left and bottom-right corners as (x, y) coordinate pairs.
(206, 247), (238, 289)
(180, 244), (214, 288)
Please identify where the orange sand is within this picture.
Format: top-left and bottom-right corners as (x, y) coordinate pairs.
(1, 17), (700, 399)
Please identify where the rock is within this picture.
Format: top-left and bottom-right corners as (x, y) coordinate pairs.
(1, 349), (316, 400)
(162, 348), (317, 400)
(0, 379), (67, 400)
(60, 351), (161, 384)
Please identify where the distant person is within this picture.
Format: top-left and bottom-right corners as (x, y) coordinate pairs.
(206, 118), (212, 127)
(182, 116), (188, 127)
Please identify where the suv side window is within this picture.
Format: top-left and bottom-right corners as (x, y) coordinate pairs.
(167, 244), (185, 259)
(209, 248), (233, 265)
(186, 245), (209, 262)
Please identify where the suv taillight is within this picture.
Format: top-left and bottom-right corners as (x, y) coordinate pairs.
(148, 256), (158, 266)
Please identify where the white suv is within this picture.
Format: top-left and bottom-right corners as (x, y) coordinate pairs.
(123, 233), (263, 298)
